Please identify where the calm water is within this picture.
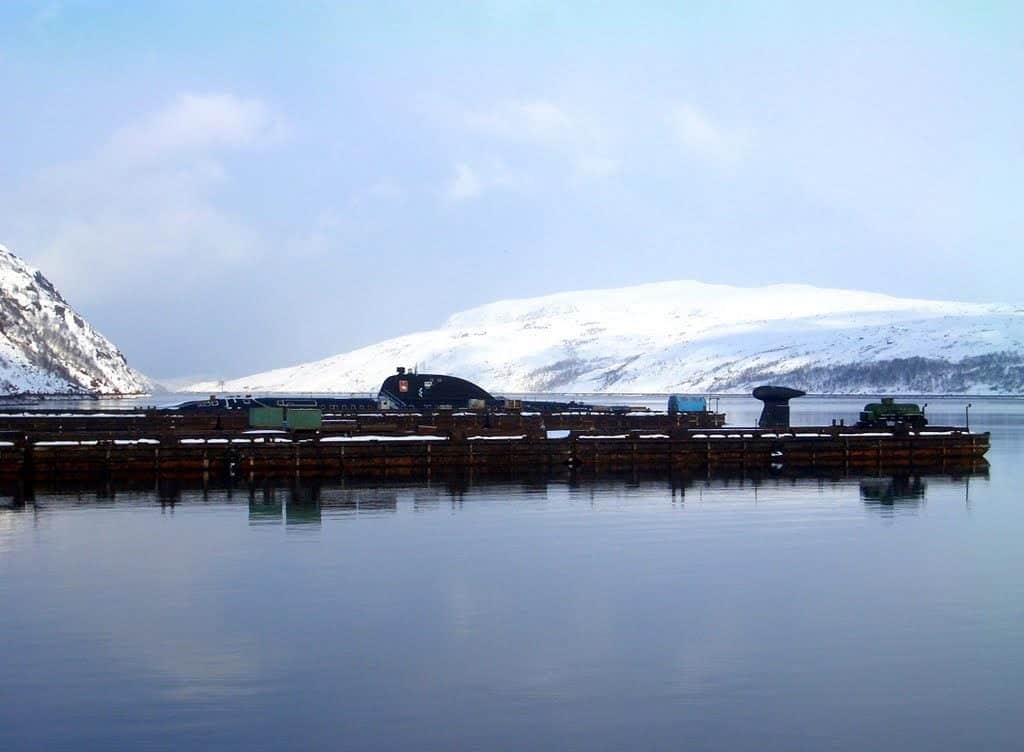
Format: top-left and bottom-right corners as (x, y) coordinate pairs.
(2, 397), (1022, 751)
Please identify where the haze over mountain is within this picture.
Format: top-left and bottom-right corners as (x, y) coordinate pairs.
(189, 280), (1024, 395)
(0, 244), (150, 395)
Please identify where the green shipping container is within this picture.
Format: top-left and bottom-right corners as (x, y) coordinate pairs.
(249, 406), (285, 428)
(285, 408), (323, 430)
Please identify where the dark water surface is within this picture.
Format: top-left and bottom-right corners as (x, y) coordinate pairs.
(2, 397), (1022, 751)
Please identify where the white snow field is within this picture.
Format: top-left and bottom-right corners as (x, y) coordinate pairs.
(189, 280), (1024, 395)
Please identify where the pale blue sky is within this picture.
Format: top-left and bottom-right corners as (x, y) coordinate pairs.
(1, 1), (1021, 381)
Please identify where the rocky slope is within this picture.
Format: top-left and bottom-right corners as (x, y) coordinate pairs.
(189, 280), (1024, 395)
(0, 244), (150, 395)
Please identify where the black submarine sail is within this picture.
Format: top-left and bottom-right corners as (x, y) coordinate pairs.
(378, 367), (499, 410)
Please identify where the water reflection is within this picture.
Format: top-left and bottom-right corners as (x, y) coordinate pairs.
(320, 488), (399, 516)
(0, 459), (1016, 752)
(0, 465), (990, 524)
(248, 486), (283, 526)
(860, 475), (927, 507)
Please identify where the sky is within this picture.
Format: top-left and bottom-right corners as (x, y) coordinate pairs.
(1, 1), (1021, 384)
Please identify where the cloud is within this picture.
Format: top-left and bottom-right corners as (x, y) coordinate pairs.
(461, 99), (619, 178)
(103, 93), (280, 165)
(465, 100), (575, 144)
(446, 163), (483, 201)
(666, 103), (748, 169)
(443, 159), (530, 202)
(6, 92), (281, 303)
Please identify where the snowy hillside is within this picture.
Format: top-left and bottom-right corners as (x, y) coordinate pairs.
(189, 280), (1024, 395)
(0, 244), (150, 395)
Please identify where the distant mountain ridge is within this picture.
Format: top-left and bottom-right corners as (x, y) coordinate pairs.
(0, 244), (150, 395)
(189, 280), (1024, 395)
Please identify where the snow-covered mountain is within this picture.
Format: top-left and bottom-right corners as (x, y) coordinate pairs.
(0, 244), (150, 395)
(189, 280), (1024, 395)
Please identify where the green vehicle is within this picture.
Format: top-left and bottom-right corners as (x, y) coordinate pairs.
(857, 397), (927, 430)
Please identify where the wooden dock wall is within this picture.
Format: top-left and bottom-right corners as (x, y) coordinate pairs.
(0, 431), (990, 482)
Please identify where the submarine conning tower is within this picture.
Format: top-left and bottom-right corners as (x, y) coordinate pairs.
(378, 368), (500, 410)
(752, 385), (806, 428)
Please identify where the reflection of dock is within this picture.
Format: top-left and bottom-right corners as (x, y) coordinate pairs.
(0, 464), (990, 513)
(860, 476), (927, 506)
(247, 485), (322, 527)
(248, 485), (284, 525)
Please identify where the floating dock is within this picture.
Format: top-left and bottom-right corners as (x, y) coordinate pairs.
(0, 407), (990, 482)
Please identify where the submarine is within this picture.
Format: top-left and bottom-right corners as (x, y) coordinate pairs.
(377, 367), (604, 412)
(169, 368), (633, 414)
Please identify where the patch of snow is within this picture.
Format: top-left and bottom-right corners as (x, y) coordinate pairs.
(0, 412), (147, 418)
(319, 435), (448, 443)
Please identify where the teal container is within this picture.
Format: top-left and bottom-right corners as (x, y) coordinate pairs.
(667, 395), (707, 413)
(249, 406), (285, 428)
(285, 408), (323, 430)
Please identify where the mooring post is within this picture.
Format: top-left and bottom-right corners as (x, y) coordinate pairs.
(20, 432), (31, 479)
